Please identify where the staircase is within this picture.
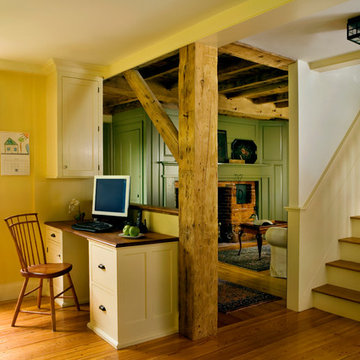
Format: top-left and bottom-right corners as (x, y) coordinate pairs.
(312, 216), (360, 321)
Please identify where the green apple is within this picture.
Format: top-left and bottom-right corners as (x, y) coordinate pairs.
(129, 226), (140, 237)
(123, 225), (131, 235)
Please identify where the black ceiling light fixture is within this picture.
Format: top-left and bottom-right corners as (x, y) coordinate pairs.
(347, 15), (360, 45)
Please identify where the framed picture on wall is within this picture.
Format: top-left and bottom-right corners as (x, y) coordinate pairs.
(217, 130), (228, 163)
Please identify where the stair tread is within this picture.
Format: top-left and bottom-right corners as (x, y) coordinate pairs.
(339, 237), (360, 245)
(326, 259), (360, 272)
(313, 284), (360, 303)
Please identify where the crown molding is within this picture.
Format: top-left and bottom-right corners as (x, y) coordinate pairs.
(42, 58), (107, 77)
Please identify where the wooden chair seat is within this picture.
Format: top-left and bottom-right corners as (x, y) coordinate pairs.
(5, 213), (80, 331)
(23, 263), (73, 278)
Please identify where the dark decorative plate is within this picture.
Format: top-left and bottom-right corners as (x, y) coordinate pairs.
(231, 139), (257, 164)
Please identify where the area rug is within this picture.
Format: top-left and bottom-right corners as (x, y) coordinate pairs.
(218, 245), (270, 271)
(218, 279), (281, 313)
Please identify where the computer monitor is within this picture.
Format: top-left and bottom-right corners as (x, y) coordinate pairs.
(92, 175), (130, 218)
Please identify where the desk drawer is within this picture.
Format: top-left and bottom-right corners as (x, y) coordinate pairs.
(46, 238), (62, 263)
(90, 283), (117, 340)
(90, 242), (116, 290)
(45, 226), (62, 244)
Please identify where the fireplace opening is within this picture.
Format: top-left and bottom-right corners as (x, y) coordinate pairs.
(175, 181), (259, 243)
(218, 181), (258, 243)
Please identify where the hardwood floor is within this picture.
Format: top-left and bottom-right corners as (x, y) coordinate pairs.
(218, 242), (287, 299)
(0, 244), (357, 359)
(1, 296), (359, 359)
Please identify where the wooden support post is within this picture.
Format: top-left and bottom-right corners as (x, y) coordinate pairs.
(178, 43), (218, 340)
(124, 69), (179, 162)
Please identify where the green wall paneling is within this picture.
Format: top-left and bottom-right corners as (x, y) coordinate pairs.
(108, 107), (288, 220)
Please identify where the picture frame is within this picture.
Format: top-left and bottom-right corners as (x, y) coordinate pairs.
(217, 130), (228, 163)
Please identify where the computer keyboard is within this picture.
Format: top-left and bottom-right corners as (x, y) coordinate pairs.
(71, 221), (113, 233)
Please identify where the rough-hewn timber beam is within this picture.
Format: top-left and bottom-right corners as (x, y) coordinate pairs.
(218, 63), (261, 82)
(219, 67), (286, 93)
(251, 92), (288, 104)
(219, 94), (288, 120)
(230, 81), (288, 98)
(178, 42), (218, 340)
(104, 78), (178, 103)
(124, 69), (179, 162)
(219, 42), (294, 71)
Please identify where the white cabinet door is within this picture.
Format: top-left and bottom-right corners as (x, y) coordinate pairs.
(61, 76), (101, 177)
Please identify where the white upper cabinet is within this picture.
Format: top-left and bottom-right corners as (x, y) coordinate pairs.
(46, 59), (104, 178)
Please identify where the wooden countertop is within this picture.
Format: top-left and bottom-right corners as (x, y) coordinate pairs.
(45, 221), (178, 248)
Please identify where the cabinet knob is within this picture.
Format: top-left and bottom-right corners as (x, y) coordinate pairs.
(64, 165), (68, 169)
(58, 254), (61, 258)
(51, 233), (56, 237)
(99, 305), (106, 312)
(98, 264), (106, 270)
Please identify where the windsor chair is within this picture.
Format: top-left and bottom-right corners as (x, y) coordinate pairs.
(4, 213), (80, 331)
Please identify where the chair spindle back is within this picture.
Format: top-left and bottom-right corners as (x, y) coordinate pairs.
(5, 213), (46, 272)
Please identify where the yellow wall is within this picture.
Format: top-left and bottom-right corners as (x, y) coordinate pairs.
(0, 70), (93, 301)
(143, 211), (179, 237)
(0, 71), (40, 288)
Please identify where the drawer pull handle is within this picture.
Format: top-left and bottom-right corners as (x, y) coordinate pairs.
(99, 305), (106, 312)
(98, 264), (106, 270)
(51, 233), (56, 237)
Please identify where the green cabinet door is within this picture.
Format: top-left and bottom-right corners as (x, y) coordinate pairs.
(113, 122), (143, 203)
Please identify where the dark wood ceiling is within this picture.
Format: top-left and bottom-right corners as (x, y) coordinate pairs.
(103, 42), (294, 120)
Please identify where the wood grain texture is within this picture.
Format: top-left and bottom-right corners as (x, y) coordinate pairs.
(219, 42), (294, 70)
(123, 69), (179, 162)
(129, 203), (179, 215)
(313, 284), (360, 304)
(218, 261), (286, 299)
(45, 222), (178, 248)
(178, 43), (218, 340)
(218, 94), (288, 120)
(326, 260), (360, 272)
(339, 237), (360, 245)
(1, 297), (360, 359)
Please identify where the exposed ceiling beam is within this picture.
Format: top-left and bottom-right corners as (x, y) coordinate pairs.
(104, 79), (178, 104)
(251, 92), (288, 104)
(218, 63), (262, 82)
(275, 101), (289, 108)
(219, 41), (294, 71)
(123, 69), (179, 162)
(218, 94), (288, 120)
(219, 69), (287, 94)
(229, 80), (288, 98)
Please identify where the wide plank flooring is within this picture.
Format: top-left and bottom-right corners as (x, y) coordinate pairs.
(1, 296), (359, 359)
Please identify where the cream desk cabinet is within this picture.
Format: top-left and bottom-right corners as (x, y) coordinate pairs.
(45, 222), (179, 349)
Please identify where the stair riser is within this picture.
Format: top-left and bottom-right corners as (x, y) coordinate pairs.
(313, 292), (360, 321)
(327, 267), (360, 292)
(351, 219), (360, 237)
(340, 242), (360, 263)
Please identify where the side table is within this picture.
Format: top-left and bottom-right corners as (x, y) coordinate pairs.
(238, 221), (287, 259)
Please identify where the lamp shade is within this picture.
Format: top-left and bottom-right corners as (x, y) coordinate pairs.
(347, 15), (360, 45)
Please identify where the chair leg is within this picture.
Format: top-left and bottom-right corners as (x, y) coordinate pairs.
(12, 277), (29, 327)
(66, 273), (80, 310)
(48, 278), (56, 331)
(37, 279), (43, 309)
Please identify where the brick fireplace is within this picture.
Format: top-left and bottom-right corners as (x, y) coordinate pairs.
(218, 181), (257, 243)
(175, 181), (257, 243)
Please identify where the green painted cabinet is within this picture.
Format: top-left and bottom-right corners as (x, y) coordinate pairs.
(112, 117), (143, 204)
(107, 108), (288, 220)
